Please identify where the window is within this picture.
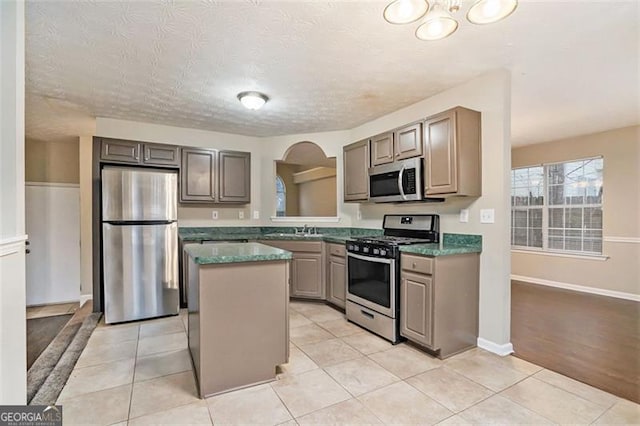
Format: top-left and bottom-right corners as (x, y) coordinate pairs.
(275, 175), (286, 217)
(511, 157), (603, 255)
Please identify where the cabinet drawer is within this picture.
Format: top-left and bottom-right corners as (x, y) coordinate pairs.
(327, 243), (346, 257)
(101, 138), (141, 163)
(401, 254), (433, 275)
(262, 240), (322, 253)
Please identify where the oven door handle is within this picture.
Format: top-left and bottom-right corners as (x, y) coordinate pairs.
(397, 165), (407, 200)
(347, 252), (394, 265)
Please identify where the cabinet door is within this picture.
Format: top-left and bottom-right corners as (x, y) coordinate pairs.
(425, 110), (457, 195)
(100, 138), (141, 164)
(218, 151), (251, 203)
(370, 132), (394, 166)
(400, 271), (434, 348)
(180, 148), (217, 202)
(395, 122), (423, 160)
(292, 253), (323, 299)
(343, 139), (370, 201)
(328, 256), (346, 308)
(143, 143), (180, 167)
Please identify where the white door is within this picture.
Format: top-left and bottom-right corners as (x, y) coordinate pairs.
(25, 183), (81, 306)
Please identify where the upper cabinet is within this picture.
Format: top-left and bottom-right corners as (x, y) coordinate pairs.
(370, 132), (394, 166)
(181, 148), (217, 202)
(395, 122), (423, 160)
(100, 138), (180, 167)
(343, 139), (370, 202)
(180, 148), (251, 204)
(218, 150), (251, 203)
(371, 123), (423, 167)
(143, 143), (180, 167)
(424, 107), (481, 197)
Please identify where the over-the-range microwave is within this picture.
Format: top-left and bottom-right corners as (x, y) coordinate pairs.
(368, 157), (444, 203)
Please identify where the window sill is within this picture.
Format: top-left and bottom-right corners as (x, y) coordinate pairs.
(511, 249), (609, 261)
(270, 216), (341, 223)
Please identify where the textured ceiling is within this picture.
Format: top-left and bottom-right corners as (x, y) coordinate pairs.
(25, 0), (639, 145)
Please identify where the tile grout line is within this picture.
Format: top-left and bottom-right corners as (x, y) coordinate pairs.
(126, 325), (141, 422)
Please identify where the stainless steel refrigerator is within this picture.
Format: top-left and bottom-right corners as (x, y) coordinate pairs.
(102, 166), (179, 324)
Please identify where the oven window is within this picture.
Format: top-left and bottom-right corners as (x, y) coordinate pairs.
(370, 171), (401, 198)
(348, 256), (391, 308)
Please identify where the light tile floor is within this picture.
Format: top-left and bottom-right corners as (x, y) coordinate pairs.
(27, 302), (79, 319)
(57, 301), (640, 425)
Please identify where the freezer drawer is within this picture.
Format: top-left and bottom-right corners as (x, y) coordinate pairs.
(103, 223), (179, 323)
(102, 167), (177, 221)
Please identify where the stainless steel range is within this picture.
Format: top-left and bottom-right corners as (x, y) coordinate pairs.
(346, 214), (439, 343)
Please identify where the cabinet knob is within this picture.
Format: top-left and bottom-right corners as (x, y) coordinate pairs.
(395, 153), (400, 157)
(412, 262), (417, 268)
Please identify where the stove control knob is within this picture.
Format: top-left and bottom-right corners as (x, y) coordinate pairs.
(380, 249), (387, 256)
(354, 246), (359, 251)
(347, 244), (353, 251)
(363, 247), (370, 253)
(373, 248), (380, 255)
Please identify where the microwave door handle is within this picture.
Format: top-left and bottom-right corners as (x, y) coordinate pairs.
(397, 165), (407, 200)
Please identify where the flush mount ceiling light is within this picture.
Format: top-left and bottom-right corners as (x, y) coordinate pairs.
(383, 0), (429, 25)
(384, 0), (517, 41)
(237, 91), (269, 110)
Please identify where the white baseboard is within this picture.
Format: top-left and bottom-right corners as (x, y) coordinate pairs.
(511, 274), (640, 302)
(477, 337), (514, 356)
(79, 294), (93, 307)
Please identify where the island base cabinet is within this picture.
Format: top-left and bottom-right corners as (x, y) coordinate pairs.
(400, 253), (479, 359)
(188, 259), (289, 398)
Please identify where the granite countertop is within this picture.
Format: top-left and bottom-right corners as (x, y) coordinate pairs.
(399, 234), (482, 256)
(185, 242), (292, 265)
(179, 227), (482, 257)
(179, 227), (380, 244)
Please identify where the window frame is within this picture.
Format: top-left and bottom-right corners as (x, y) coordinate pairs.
(511, 156), (604, 256)
(275, 175), (286, 217)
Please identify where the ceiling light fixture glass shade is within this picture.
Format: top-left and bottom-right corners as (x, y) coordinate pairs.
(466, 0), (518, 24)
(237, 91), (269, 110)
(383, 0), (429, 25)
(415, 6), (458, 41)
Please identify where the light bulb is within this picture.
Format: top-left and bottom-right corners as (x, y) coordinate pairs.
(383, 0), (429, 25)
(467, 0), (518, 24)
(415, 6), (458, 41)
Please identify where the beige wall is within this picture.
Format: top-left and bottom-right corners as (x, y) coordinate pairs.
(511, 125), (640, 295)
(79, 136), (93, 300)
(25, 137), (79, 184)
(298, 176), (337, 217)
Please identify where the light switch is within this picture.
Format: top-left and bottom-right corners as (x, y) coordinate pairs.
(212, 210), (219, 220)
(459, 209), (469, 223)
(480, 209), (495, 224)
(238, 211), (245, 219)
(253, 210), (260, 220)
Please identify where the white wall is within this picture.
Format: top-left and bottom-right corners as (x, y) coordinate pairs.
(94, 70), (512, 350)
(79, 136), (93, 302)
(0, 0), (27, 404)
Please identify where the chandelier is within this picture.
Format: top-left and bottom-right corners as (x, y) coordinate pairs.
(383, 0), (518, 41)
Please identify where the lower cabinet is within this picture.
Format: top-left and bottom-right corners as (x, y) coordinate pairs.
(326, 243), (346, 308)
(261, 240), (325, 299)
(400, 252), (480, 359)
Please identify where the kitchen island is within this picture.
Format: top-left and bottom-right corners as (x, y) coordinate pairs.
(184, 242), (292, 398)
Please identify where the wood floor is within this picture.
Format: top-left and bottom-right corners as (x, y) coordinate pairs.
(26, 314), (73, 369)
(511, 280), (640, 403)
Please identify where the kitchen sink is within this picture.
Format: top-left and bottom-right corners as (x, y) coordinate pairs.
(265, 233), (323, 238)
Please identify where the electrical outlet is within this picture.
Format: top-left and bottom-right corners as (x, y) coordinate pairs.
(253, 210), (260, 220)
(480, 209), (495, 224)
(211, 210), (219, 220)
(459, 209), (469, 223)
(238, 211), (244, 219)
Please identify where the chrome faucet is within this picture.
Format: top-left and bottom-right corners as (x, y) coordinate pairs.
(302, 224), (309, 234)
